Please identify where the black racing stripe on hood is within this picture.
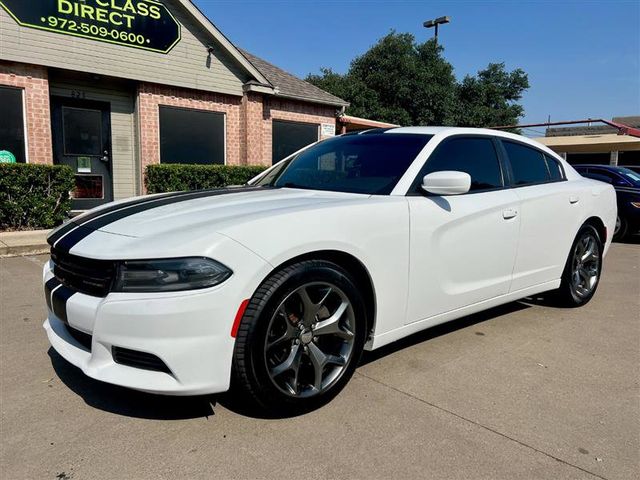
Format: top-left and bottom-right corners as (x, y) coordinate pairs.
(47, 221), (80, 245)
(54, 187), (267, 253)
(47, 190), (191, 245)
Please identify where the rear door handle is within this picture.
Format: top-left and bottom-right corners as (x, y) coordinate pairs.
(503, 208), (518, 219)
(569, 196), (580, 204)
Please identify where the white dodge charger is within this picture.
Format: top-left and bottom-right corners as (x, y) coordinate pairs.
(43, 127), (617, 412)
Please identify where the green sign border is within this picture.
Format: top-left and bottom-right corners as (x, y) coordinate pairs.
(0, 0), (181, 54)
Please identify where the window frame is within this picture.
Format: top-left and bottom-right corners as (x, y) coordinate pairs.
(0, 85), (28, 163)
(498, 139), (567, 188)
(158, 105), (227, 166)
(407, 134), (509, 196)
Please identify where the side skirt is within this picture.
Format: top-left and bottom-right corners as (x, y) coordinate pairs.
(365, 279), (561, 350)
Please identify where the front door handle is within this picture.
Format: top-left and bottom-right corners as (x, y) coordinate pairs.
(503, 208), (518, 219)
(569, 195), (580, 204)
(100, 150), (109, 163)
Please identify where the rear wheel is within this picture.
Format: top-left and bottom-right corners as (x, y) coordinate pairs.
(232, 260), (367, 413)
(613, 215), (628, 241)
(554, 224), (603, 307)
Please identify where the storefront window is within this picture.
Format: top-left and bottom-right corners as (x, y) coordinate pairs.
(272, 120), (319, 164)
(0, 86), (26, 163)
(159, 106), (225, 165)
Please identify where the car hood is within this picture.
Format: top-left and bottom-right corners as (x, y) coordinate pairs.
(96, 187), (366, 239)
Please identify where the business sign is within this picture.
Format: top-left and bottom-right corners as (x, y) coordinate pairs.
(321, 123), (336, 137)
(0, 0), (181, 54)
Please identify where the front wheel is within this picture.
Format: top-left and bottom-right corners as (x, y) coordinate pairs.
(554, 224), (603, 307)
(232, 260), (367, 413)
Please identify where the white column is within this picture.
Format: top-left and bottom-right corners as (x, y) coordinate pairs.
(610, 151), (619, 166)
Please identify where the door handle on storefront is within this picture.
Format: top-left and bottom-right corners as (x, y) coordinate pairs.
(100, 150), (109, 163)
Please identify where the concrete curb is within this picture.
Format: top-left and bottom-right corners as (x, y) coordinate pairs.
(0, 229), (50, 258)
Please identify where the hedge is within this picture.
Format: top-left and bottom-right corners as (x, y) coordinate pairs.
(145, 164), (268, 193)
(0, 163), (75, 231)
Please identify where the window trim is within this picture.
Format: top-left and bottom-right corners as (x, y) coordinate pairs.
(407, 134), (508, 196)
(0, 85), (28, 163)
(498, 139), (567, 188)
(158, 105), (227, 166)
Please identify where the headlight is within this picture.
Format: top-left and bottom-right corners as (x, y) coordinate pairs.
(631, 202), (640, 209)
(113, 257), (232, 293)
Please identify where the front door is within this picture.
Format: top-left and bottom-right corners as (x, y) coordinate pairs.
(404, 136), (520, 325)
(51, 97), (113, 210)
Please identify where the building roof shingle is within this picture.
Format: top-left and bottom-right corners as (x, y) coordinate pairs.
(240, 49), (349, 108)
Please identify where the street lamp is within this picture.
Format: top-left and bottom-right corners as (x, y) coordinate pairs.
(423, 16), (451, 45)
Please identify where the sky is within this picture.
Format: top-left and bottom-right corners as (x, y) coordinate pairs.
(195, 0), (640, 128)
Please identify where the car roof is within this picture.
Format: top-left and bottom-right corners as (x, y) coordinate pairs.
(573, 164), (620, 170)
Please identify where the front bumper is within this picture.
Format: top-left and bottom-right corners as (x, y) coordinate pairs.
(43, 250), (271, 395)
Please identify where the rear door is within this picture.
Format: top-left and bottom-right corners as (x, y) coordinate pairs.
(499, 140), (579, 291)
(406, 136), (520, 324)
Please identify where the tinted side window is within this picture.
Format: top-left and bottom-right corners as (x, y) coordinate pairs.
(416, 137), (503, 192)
(504, 141), (550, 186)
(544, 155), (564, 181)
(589, 168), (630, 186)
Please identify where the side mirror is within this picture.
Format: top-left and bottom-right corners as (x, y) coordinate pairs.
(421, 171), (471, 195)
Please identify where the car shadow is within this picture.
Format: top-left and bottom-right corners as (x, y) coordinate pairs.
(48, 348), (217, 420)
(48, 300), (541, 421)
(359, 301), (530, 366)
(615, 233), (640, 245)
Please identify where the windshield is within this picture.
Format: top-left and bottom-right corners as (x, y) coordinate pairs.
(616, 167), (640, 187)
(255, 133), (432, 195)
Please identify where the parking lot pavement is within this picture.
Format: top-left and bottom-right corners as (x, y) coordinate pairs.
(1, 243), (638, 480)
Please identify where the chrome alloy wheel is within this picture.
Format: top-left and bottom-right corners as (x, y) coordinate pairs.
(264, 282), (356, 398)
(571, 232), (601, 298)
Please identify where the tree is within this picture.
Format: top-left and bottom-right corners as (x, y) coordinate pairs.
(455, 63), (529, 127)
(306, 32), (529, 128)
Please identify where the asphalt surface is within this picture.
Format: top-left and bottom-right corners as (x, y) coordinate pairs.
(1, 242), (638, 480)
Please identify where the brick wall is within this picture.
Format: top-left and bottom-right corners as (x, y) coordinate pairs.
(137, 82), (243, 173)
(0, 61), (52, 164)
(138, 83), (337, 176)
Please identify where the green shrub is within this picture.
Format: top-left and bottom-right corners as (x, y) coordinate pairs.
(145, 164), (268, 194)
(0, 163), (75, 231)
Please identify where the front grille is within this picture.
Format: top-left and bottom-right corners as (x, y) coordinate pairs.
(51, 248), (115, 297)
(112, 347), (172, 374)
(66, 325), (92, 351)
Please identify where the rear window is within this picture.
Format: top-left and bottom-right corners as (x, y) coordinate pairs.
(503, 141), (549, 186)
(545, 155), (565, 181)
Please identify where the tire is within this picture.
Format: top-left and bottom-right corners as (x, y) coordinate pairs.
(613, 215), (629, 241)
(554, 224), (603, 307)
(232, 260), (367, 413)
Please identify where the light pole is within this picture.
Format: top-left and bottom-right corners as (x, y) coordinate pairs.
(423, 16), (451, 45)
